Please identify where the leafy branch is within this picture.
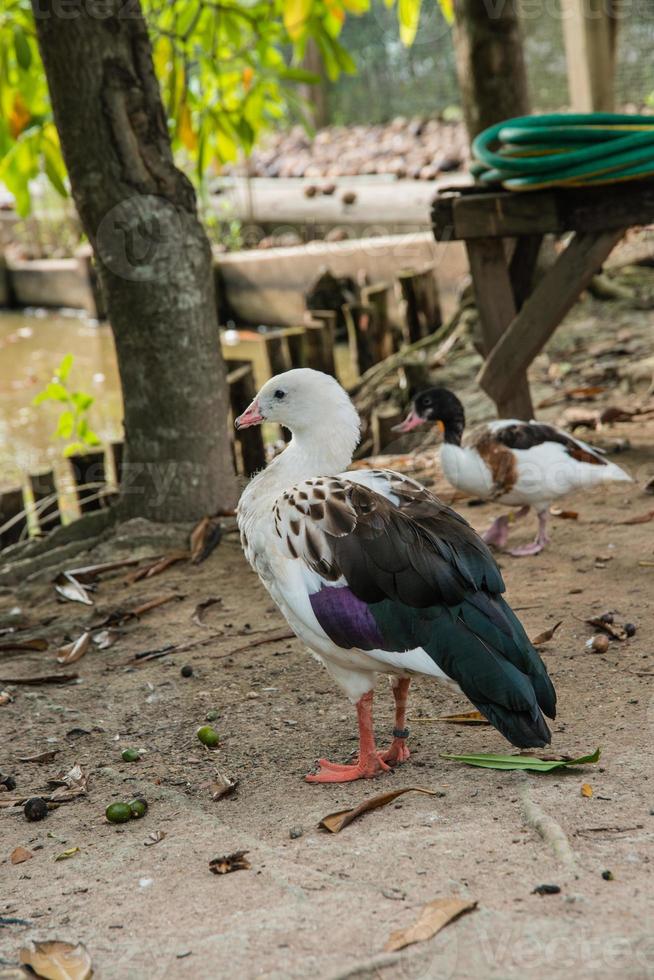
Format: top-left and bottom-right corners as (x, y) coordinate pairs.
(33, 355), (102, 458)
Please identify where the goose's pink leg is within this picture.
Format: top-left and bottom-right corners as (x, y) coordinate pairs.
(482, 506), (530, 549)
(379, 678), (411, 765)
(305, 691), (390, 783)
(509, 509), (550, 557)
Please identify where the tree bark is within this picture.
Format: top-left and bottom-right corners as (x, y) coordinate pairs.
(452, 0), (530, 141)
(31, 0), (238, 522)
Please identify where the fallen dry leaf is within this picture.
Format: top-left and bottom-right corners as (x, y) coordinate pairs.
(10, 846), (33, 865)
(384, 898), (477, 953)
(549, 507), (579, 520)
(209, 850), (250, 875)
(18, 750), (59, 764)
(319, 787), (440, 834)
(53, 572), (93, 606)
(581, 783), (593, 798)
(55, 847), (80, 861)
(20, 940), (92, 980)
(48, 764), (88, 792)
(56, 632), (91, 666)
(532, 621), (563, 646)
(190, 516), (222, 564)
(210, 770), (239, 801)
(92, 629), (121, 650)
(410, 710), (489, 726)
(144, 830), (166, 847)
(619, 509), (654, 525)
(192, 596), (222, 626)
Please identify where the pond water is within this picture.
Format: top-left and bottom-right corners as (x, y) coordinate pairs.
(0, 308), (123, 493)
(0, 309), (353, 495)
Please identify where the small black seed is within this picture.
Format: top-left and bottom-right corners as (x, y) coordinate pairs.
(624, 623), (636, 637)
(181, 665), (193, 678)
(532, 884), (561, 896)
(599, 612), (614, 625)
(24, 797), (48, 822)
(602, 870), (614, 881)
(0, 773), (16, 791)
(289, 827), (303, 839)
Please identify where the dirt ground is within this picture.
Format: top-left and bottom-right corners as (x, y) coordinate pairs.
(1, 287), (654, 979)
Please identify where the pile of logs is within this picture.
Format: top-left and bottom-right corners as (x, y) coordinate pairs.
(222, 118), (467, 180)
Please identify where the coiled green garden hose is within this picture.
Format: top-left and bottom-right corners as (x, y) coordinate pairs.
(471, 113), (654, 191)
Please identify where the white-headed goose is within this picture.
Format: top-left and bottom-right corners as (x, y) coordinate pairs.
(395, 387), (632, 556)
(235, 369), (556, 783)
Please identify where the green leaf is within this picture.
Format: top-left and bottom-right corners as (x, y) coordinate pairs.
(279, 66), (321, 84)
(437, 0), (454, 24)
(283, 0), (312, 41)
(32, 381), (69, 406)
(62, 442), (87, 458)
(57, 353), (74, 382)
(440, 747), (602, 772)
(13, 26), (31, 71)
(55, 410), (75, 440)
(42, 139), (68, 198)
(71, 391), (93, 411)
(398, 0), (421, 46)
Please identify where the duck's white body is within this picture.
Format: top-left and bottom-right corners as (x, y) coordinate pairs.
(442, 418), (632, 511)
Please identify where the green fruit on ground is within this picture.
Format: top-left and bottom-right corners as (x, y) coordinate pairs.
(106, 802), (133, 824)
(121, 748), (140, 762)
(129, 798), (148, 819)
(196, 725), (219, 747)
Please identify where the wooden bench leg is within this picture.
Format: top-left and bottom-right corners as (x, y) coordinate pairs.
(466, 238), (534, 420)
(478, 229), (624, 407)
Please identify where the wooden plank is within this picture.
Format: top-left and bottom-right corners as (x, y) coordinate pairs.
(398, 265), (442, 343)
(561, 0), (615, 112)
(227, 361), (266, 477)
(509, 234), (543, 310)
(361, 282), (396, 361)
(478, 229), (624, 405)
(284, 327), (307, 369)
(372, 405), (404, 455)
(68, 451), (107, 514)
(109, 441), (124, 487)
(262, 330), (291, 378)
(304, 319), (336, 377)
(466, 238), (533, 420)
(435, 183), (654, 241)
(29, 470), (62, 535)
(0, 487), (26, 549)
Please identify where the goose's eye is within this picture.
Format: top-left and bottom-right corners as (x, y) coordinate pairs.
(274, 389), (286, 400)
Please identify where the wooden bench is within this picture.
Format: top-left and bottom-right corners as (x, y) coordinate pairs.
(432, 180), (654, 419)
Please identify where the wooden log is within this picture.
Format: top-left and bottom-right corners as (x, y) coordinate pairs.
(263, 330), (292, 378)
(398, 265), (442, 343)
(478, 229), (624, 406)
(466, 238), (533, 420)
(29, 470), (62, 535)
(307, 308), (337, 343)
(509, 235), (543, 310)
(304, 319), (336, 377)
(0, 487), (27, 549)
(227, 361), (266, 477)
(560, 0), (616, 112)
(68, 451), (107, 514)
(361, 282), (396, 361)
(284, 327), (307, 369)
(372, 405), (404, 455)
(109, 441), (124, 487)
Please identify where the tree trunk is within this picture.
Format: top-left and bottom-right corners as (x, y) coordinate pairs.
(301, 39), (329, 129)
(32, 0), (238, 522)
(452, 0), (530, 141)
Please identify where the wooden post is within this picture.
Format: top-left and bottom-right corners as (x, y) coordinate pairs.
(398, 265), (442, 343)
(109, 441), (124, 488)
(0, 487), (27, 549)
(372, 405), (404, 455)
(263, 330), (292, 379)
(561, 0), (616, 112)
(29, 470), (62, 535)
(304, 319), (336, 377)
(284, 327), (307, 369)
(361, 282), (396, 361)
(227, 361), (266, 477)
(465, 238), (534, 419)
(68, 451), (107, 513)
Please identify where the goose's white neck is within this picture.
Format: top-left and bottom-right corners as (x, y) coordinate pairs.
(238, 419), (359, 519)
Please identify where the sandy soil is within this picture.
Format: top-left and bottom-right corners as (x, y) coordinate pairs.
(1, 291), (654, 979)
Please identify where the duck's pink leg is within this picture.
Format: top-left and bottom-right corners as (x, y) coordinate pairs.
(379, 678), (411, 765)
(482, 506), (530, 549)
(305, 691), (390, 783)
(509, 509), (550, 557)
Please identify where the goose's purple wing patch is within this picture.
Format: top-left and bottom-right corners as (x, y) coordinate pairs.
(310, 585), (384, 650)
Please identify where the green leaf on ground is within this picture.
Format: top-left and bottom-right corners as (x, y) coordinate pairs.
(440, 747), (601, 772)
